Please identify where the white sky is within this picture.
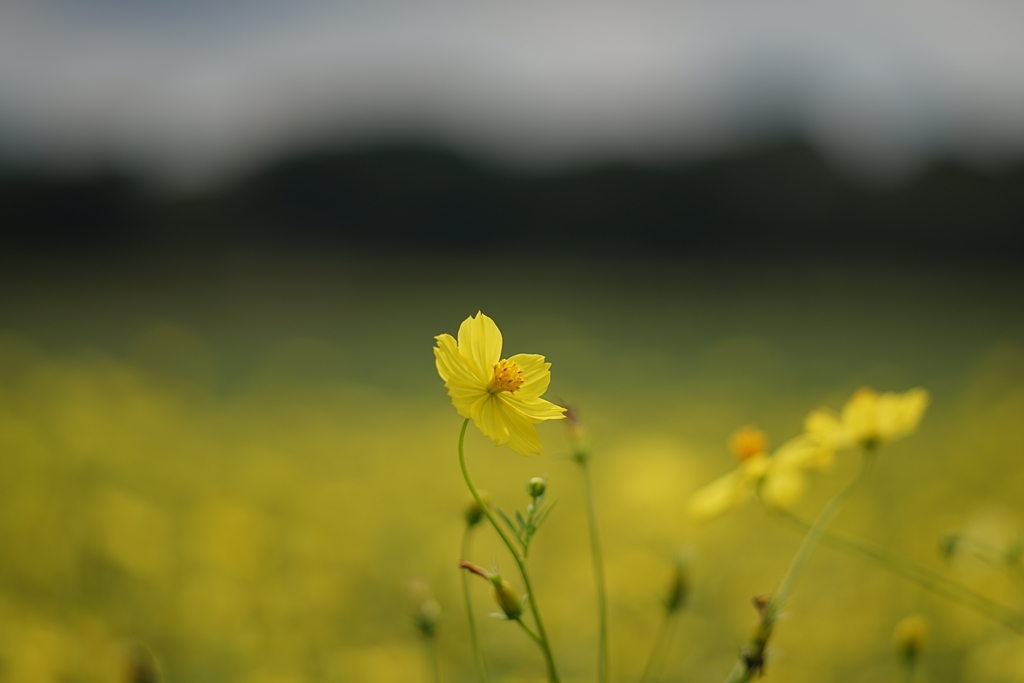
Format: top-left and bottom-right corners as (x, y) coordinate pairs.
(3, 0), (1024, 185)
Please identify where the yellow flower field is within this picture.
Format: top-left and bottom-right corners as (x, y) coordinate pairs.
(0, 255), (1022, 683)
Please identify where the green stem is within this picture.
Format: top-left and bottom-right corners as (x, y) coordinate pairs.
(461, 526), (490, 683)
(774, 509), (1024, 634)
(517, 618), (544, 646)
(457, 419), (561, 683)
(770, 458), (868, 616)
(578, 455), (610, 683)
(425, 636), (441, 683)
(724, 453), (871, 683)
(638, 609), (679, 683)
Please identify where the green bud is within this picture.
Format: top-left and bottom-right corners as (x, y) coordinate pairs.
(407, 578), (442, 637)
(489, 574), (522, 620)
(893, 615), (929, 663)
(415, 599), (442, 637)
(939, 533), (960, 562)
(128, 645), (159, 683)
(527, 477), (547, 499)
(464, 492), (491, 527)
(664, 560), (689, 613)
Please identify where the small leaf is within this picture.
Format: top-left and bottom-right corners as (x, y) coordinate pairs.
(497, 509), (525, 546)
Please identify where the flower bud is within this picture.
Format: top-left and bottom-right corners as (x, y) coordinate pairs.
(489, 574), (523, 620)
(565, 406), (588, 461)
(464, 492), (491, 527)
(407, 578), (442, 637)
(527, 477), (547, 499)
(127, 645), (159, 683)
(415, 598), (442, 637)
(663, 560), (689, 613)
(893, 615), (929, 663)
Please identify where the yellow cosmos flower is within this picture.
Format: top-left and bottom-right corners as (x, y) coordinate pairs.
(434, 312), (565, 456)
(689, 427), (825, 521)
(805, 387), (929, 451)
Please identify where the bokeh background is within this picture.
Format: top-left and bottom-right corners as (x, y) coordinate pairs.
(2, 2), (1024, 682)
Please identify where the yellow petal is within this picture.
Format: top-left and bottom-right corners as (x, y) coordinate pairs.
(506, 353), (551, 400)
(689, 469), (752, 521)
(499, 402), (544, 456)
(773, 434), (834, 471)
(472, 395), (510, 445)
(458, 312), (502, 383)
(500, 393), (565, 423)
(804, 408), (852, 451)
(841, 387), (881, 444)
(877, 388), (929, 442)
(435, 335), (489, 418)
(761, 467), (806, 510)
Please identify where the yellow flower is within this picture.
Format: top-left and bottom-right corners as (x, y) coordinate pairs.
(689, 427), (822, 520)
(893, 615), (930, 662)
(434, 312), (565, 456)
(805, 387), (929, 451)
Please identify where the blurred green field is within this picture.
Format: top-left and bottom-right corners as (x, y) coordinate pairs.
(0, 253), (1023, 683)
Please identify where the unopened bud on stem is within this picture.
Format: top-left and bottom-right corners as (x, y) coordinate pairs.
(406, 578), (442, 637)
(490, 575), (523, 620)
(464, 492), (491, 527)
(893, 615), (929, 664)
(664, 559), (689, 613)
(527, 477), (547, 499)
(458, 561), (523, 620)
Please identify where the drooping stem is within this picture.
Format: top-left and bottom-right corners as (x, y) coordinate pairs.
(723, 453), (871, 683)
(461, 526), (490, 683)
(457, 419), (561, 682)
(773, 509), (1024, 634)
(578, 455), (610, 683)
(638, 608), (680, 683)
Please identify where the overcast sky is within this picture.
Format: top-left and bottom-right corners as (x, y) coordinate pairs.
(3, 0), (1024, 185)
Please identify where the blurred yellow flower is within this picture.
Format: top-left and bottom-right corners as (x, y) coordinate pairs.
(805, 387), (929, 451)
(690, 427), (823, 520)
(434, 311), (565, 456)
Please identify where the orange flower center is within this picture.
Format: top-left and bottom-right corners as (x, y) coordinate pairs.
(728, 426), (769, 462)
(489, 359), (525, 394)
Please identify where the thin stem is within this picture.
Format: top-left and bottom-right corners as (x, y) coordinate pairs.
(578, 456), (610, 683)
(770, 457), (869, 616)
(638, 609), (680, 683)
(457, 419), (561, 682)
(773, 509), (1024, 634)
(723, 452), (871, 683)
(425, 636), (441, 683)
(461, 526), (490, 683)
(517, 618), (544, 646)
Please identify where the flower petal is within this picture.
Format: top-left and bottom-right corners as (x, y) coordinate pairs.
(773, 434), (833, 471)
(497, 401), (543, 456)
(435, 334), (489, 418)
(472, 395), (510, 446)
(877, 388), (929, 442)
(506, 353), (551, 400)
(500, 393), (566, 423)
(458, 312), (502, 383)
(689, 468), (751, 521)
(761, 467), (806, 510)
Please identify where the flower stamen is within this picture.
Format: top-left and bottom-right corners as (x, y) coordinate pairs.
(490, 359), (525, 394)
